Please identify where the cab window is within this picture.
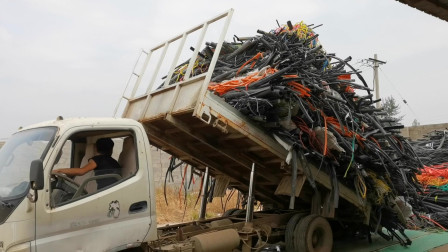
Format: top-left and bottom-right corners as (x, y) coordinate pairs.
(50, 130), (137, 207)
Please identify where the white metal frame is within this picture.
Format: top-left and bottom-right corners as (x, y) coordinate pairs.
(117, 9), (234, 120)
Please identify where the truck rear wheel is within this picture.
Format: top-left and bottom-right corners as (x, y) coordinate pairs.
(285, 213), (307, 252)
(294, 215), (333, 252)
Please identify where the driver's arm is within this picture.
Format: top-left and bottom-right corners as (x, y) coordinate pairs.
(52, 160), (97, 176)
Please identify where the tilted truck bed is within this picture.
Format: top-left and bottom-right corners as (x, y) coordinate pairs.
(119, 9), (368, 220)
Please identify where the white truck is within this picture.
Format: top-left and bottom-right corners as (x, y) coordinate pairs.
(0, 9), (371, 252)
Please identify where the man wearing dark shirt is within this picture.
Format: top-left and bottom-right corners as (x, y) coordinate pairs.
(52, 138), (121, 189)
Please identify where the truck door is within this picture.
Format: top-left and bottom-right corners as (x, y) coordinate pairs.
(35, 127), (153, 251)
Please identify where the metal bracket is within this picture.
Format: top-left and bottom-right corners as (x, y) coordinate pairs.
(311, 191), (322, 215)
(199, 106), (212, 124)
(213, 118), (228, 133)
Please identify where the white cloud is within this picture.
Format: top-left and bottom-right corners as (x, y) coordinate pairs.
(0, 26), (12, 41)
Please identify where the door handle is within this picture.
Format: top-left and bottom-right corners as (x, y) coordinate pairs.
(129, 201), (147, 214)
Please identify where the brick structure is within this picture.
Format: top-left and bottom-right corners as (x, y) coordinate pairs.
(150, 146), (185, 187)
(401, 123), (448, 140)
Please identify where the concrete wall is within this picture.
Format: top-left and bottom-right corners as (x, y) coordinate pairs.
(401, 123), (448, 140)
(150, 146), (192, 188)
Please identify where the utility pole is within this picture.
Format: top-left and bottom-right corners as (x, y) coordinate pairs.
(367, 54), (386, 108)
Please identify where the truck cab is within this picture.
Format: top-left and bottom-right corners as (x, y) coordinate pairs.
(0, 117), (157, 252)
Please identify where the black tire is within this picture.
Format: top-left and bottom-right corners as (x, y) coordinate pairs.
(294, 215), (333, 252)
(232, 209), (246, 216)
(222, 208), (239, 217)
(120, 246), (145, 252)
(285, 213), (307, 252)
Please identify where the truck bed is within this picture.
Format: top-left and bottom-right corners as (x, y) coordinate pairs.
(120, 9), (367, 218)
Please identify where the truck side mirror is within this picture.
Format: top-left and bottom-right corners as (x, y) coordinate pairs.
(30, 159), (44, 190)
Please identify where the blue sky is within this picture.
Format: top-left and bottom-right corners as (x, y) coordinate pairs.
(1, 0), (448, 138)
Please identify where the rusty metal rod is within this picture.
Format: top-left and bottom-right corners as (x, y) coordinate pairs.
(245, 163), (255, 223)
(199, 167), (209, 220)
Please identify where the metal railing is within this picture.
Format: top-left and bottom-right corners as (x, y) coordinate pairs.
(115, 9), (234, 119)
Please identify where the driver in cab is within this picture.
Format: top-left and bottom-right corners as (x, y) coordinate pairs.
(52, 138), (121, 190)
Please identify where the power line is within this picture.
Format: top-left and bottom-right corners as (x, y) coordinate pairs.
(378, 66), (419, 122)
(358, 56), (420, 125)
(366, 55), (386, 108)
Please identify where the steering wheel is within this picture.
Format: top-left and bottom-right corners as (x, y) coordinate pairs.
(52, 173), (81, 194)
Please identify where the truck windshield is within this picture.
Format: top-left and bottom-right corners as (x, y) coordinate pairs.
(0, 127), (57, 199)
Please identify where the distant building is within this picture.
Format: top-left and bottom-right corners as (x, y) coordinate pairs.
(401, 123), (448, 141)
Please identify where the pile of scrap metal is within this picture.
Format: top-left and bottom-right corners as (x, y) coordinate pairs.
(167, 21), (443, 243)
(409, 130), (448, 229)
(411, 130), (448, 166)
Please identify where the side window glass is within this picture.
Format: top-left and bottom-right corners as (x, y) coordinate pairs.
(116, 136), (138, 179)
(51, 140), (78, 206)
(53, 140), (72, 169)
(50, 132), (137, 208)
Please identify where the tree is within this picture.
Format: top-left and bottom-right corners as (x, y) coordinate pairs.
(381, 96), (404, 122)
(412, 119), (420, 126)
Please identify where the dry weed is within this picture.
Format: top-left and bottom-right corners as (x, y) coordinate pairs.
(155, 186), (239, 225)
